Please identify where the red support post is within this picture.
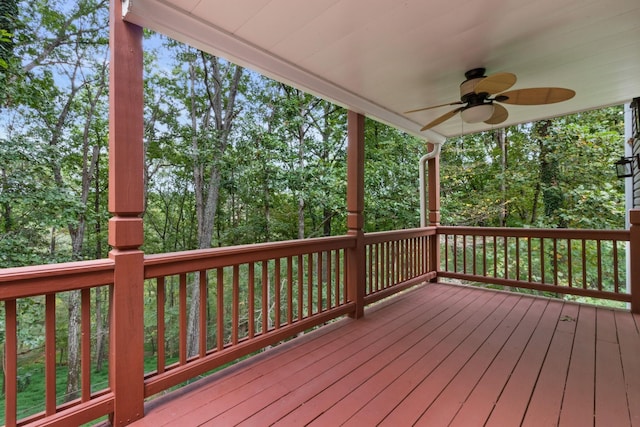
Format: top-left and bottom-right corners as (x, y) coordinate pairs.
(346, 111), (366, 318)
(630, 209), (640, 313)
(427, 142), (441, 278)
(108, 0), (145, 425)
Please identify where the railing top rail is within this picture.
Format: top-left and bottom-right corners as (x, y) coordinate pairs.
(436, 226), (630, 241)
(0, 258), (115, 300)
(144, 235), (356, 278)
(364, 227), (437, 244)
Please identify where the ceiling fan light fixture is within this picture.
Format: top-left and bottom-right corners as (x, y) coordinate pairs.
(461, 103), (495, 123)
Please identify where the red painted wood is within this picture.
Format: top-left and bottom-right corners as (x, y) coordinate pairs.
(199, 270), (206, 357)
(109, 250), (145, 425)
(248, 262), (255, 338)
(136, 286), (444, 426)
(558, 305), (596, 427)
(216, 269), (224, 351)
(179, 273), (187, 364)
(45, 294), (57, 415)
(346, 111), (365, 318)
(521, 303), (579, 427)
(81, 288), (92, 402)
(379, 293), (518, 426)
(157, 277), (166, 373)
(207, 286), (466, 426)
(414, 297), (533, 427)
(484, 300), (563, 427)
(449, 298), (549, 427)
(121, 284), (640, 427)
(5, 299), (17, 427)
(614, 310), (640, 425)
(275, 258), (281, 328)
(594, 309), (630, 426)
(344, 290), (505, 426)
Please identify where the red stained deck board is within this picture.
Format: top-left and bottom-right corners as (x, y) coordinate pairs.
(265, 287), (483, 426)
(448, 297), (550, 427)
(213, 284), (467, 426)
(127, 283), (640, 427)
(306, 286), (492, 427)
(414, 296), (534, 426)
(380, 293), (522, 426)
(484, 300), (564, 427)
(595, 309), (631, 427)
(521, 303), (579, 427)
(342, 290), (509, 426)
(143, 284), (462, 426)
(615, 310), (640, 426)
(235, 284), (480, 426)
(558, 304), (596, 427)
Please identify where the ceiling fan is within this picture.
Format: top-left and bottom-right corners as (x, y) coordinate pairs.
(406, 68), (576, 131)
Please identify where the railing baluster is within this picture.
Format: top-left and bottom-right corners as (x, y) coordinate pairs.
(248, 263), (255, 339)
(179, 273), (187, 364)
(613, 240), (620, 294)
(275, 258), (281, 329)
(199, 270), (207, 357)
(216, 269), (224, 351)
(262, 260), (269, 334)
(483, 235), (487, 277)
(493, 236), (497, 278)
(528, 237), (532, 282)
(553, 238), (558, 286)
(5, 299), (17, 427)
(540, 238), (545, 283)
(81, 288), (91, 402)
(504, 236), (509, 280)
(335, 250), (341, 306)
(597, 240), (603, 291)
(287, 256), (293, 325)
(568, 239), (573, 288)
(307, 253), (313, 316)
(297, 254), (303, 320)
(157, 277), (166, 370)
(232, 265), (240, 345)
(582, 239), (587, 289)
(45, 294), (56, 414)
(317, 251), (323, 313)
(463, 235), (467, 275)
(327, 250), (333, 309)
(515, 237), (520, 281)
(453, 235), (458, 273)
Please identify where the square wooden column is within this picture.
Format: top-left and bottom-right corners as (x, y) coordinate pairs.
(108, 0), (145, 424)
(346, 111), (365, 318)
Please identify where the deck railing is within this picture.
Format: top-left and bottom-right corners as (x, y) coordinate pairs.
(364, 227), (437, 304)
(0, 260), (115, 427)
(1, 223), (638, 426)
(141, 235), (357, 397)
(438, 227), (631, 303)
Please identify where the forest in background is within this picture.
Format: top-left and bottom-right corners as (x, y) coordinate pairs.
(0, 0), (627, 419)
(0, 1), (626, 268)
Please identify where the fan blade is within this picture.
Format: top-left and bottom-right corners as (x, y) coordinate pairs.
(405, 101), (463, 114)
(484, 103), (508, 125)
(420, 107), (464, 131)
(498, 87), (575, 105)
(474, 72), (517, 95)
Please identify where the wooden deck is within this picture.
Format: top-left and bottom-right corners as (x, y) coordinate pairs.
(130, 282), (640, 427)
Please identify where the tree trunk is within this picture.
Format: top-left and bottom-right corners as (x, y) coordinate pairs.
(186, 54), (244, 358)
(65, 291), (81, 401)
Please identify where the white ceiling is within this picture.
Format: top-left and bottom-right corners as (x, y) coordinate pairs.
(123, 0), (640, 142)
